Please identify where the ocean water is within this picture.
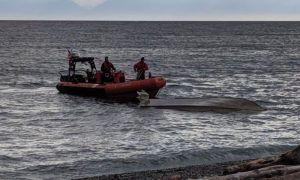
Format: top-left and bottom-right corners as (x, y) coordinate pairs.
(0, 21), (299, 179)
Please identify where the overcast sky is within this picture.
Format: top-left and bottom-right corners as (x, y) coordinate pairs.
(0, 0), (300, 21)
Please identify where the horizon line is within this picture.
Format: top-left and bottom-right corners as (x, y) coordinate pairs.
(1, 19), (300, 22)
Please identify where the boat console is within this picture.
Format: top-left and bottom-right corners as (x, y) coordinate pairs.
(59, 54), (126, 84)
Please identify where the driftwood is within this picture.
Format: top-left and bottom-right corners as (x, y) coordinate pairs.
(208, 165), (300, 180)
(223, 145), (300, 175)
(206, 145), (300, 180)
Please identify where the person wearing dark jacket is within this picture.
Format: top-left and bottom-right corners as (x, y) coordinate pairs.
(101, 56), (116, 82)
(134, 57), (149, 80)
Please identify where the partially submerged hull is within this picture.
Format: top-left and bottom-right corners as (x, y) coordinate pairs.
(56, 76), (166, 101)
(139, 96), (266, 112)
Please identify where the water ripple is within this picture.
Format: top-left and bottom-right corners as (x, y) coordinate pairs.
(0, 21), (300, 179)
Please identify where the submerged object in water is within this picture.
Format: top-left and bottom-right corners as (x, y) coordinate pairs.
(138, 91), (266, 112)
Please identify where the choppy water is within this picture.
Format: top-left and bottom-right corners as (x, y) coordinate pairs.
(0, 21), (299, 179)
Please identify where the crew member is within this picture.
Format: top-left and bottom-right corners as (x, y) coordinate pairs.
(134, 57), (149, 80)
(67, 49), (76, 77)
(101, 56), (116, 82)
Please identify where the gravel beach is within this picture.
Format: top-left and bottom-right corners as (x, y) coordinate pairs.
(75, 160), (248, 180)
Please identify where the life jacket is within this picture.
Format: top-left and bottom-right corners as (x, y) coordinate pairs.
(101, 62), (115, 73)
(134, 62), (149, 72)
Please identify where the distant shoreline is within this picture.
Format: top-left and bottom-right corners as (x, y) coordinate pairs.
(0, 20), (300, 22)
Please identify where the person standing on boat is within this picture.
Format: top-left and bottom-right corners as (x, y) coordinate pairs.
(134, 57), (149, 80)
(101, 56), (116, 82)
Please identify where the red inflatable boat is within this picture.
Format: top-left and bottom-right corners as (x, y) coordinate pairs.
(56, 55), (166, 101)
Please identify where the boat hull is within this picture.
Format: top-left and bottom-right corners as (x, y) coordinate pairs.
(56, 77), (166, 101)
(139, 97), (266, 112)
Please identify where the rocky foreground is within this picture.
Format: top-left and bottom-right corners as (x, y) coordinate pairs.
(209, 144), (300, 180)
(76, 145), (300, 180)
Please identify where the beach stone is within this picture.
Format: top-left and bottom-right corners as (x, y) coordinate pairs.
(167, 175), (182, 180)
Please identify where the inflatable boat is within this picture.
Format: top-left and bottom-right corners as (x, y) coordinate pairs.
(56, 54), (166, 101)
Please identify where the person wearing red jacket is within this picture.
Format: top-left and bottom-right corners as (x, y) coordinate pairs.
(101, 56), (116, 82)
(134, 57), (149, 80)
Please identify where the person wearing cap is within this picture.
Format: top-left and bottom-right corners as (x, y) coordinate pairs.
(101, 56), (116, 82)
(134, 57), (149, 80)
